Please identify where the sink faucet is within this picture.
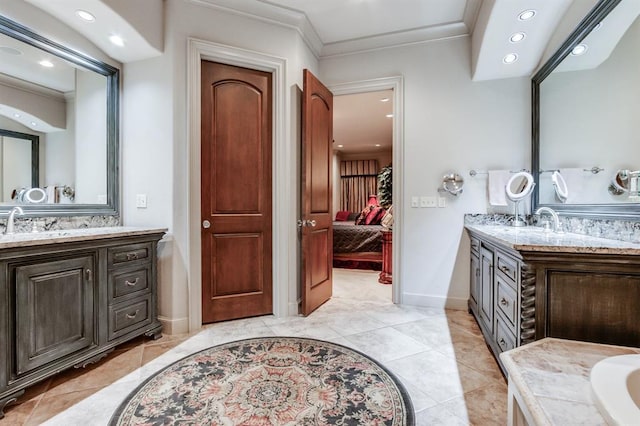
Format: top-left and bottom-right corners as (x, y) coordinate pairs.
(5, 206), (24, 235)
(534, 206), (561, 233)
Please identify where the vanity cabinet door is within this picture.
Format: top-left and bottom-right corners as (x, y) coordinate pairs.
(469, 251), (480, 314)
(479, 247), (494, 334)
(14, 255), (96, 376)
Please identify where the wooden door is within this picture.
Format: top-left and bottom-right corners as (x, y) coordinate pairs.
(201, 61), (273, 323)
(301, 69), (333, 315)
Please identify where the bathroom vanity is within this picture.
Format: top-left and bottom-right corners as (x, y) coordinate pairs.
(466, 224), (640, 374)
(0, 227), (165, 417)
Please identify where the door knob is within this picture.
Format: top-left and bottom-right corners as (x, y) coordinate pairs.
(202, 220), (211, 229)
(309, 220), (317, 227)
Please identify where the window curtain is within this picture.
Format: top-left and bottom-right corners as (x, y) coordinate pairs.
(340, 160), (378, 212)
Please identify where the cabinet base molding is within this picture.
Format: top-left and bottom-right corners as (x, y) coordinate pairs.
(73, 349), (114, 369)
(145, 325), (163, 340)
(0, 390), (24, 419)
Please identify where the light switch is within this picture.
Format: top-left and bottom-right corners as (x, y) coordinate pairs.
(411, 196), (419, 208)
(136, 194), (147, 208)
(438, 197), (446, 208)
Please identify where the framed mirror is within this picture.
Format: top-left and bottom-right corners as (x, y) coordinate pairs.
(532, 0), (640, 218)
(0, 15), (119, 216)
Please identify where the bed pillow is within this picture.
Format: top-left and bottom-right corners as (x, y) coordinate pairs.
(365, 206), (386, 225)
(335, 211), (350, 221)
(354, 205), (374, 225)
(347, 212), (359, 221)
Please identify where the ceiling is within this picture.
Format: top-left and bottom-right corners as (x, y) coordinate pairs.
(333, 90), (393, 154)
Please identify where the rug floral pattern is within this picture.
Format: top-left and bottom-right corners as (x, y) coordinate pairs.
(110, 337), (413, 425)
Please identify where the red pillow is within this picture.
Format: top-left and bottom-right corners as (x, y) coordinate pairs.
(355, 205), (374, 225)
(364, 206), (385, 225)
(335, 211), (350, 221)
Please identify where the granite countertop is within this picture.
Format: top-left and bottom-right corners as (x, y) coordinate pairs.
(500, 338), (640, 426)
(465, 224), (640, 255)
(0, 226), (167, 249)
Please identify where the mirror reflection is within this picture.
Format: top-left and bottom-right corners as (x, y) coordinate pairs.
(0, 28), (107, 206)
(538, 4), (640, 206)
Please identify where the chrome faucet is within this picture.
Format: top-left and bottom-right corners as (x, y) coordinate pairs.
(5, 206), (24, 235)
(534, 206), (561, 233)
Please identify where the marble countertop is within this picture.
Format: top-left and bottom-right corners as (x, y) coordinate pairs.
(0, 226), (167, 249)
(465, 224), (640, 255)
(500, 338), (640, 426)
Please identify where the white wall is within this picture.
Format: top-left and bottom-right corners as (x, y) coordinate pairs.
(44, 96), (76, 196)
(121, 0), (319, 333)
(320, 36), (530, 308)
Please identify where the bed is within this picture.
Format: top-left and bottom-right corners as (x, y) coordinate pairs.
(332, 220), (384, 270)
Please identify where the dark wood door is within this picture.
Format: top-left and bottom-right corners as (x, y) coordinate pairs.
(201, 61), (272, 323)
(301, 69), (333, 315)
(15, 255), (95, 375)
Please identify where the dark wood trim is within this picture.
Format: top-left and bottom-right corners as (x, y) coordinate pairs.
(0, 15), (120, 217)
(530, 0), (639, 219)
(0, 129), (39, 189)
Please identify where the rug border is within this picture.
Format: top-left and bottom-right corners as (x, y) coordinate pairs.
(108, 336), (415, 426)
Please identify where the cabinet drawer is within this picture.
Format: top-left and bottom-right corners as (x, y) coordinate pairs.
(495, 315), (516, 353)
(108, 298), (151, 340)
(110, 267), (150, 300)
(496, 251), (518, 286)
(108, 243), (151, 268)
(470, 237), (480, 254)
(496, 275), (517, 327)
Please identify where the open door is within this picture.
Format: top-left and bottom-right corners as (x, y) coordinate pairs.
(300, 69), (333, 316)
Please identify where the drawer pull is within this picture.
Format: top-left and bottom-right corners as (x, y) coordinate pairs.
(500, 297), (509, 307)
(85, 269), (92, 281)
(126, 252), (139, 261)
(125, 278), (139, 287)
(126, 310), (139, 320)
(500, 265), (511, 274)
(499, 338), (507, 348)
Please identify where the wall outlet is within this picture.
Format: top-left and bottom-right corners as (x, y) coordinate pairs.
(411, 196), (419, 208)
(438, 197), (446, 208)
(136, 194), (147, 208)
(420, 196), (436, 208)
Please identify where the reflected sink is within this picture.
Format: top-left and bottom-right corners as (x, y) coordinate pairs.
(591, 354), (640, 425)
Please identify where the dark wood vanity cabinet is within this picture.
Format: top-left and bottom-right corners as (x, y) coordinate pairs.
(0, 231), (164, 417)
(468, 228), (640, 374)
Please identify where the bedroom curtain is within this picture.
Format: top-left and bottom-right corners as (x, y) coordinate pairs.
(340, 160), (378, 212)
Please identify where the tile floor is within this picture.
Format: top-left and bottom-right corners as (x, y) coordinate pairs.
(3, 268), (507, 425)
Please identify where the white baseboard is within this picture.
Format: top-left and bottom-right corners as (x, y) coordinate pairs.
(158, 316), (190, 335)
(401, 292), (468, 310)
(288, 301), (300, 317)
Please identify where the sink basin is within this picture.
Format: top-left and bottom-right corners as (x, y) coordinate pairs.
(591, 354), (640, 425)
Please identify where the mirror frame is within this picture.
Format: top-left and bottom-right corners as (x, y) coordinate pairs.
(0, 15), (119, 216)
(0, 129), (39, 190)
(531, 0), (640, 219)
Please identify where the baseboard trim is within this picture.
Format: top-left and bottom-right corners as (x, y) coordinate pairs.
(402, 292), (468, 310)
(288, 301), (300, 317)
(158, 316), (190, 335)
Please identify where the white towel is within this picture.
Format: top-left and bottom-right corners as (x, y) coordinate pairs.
(488, 170), (510, 206)
(45, 186), (56, 203)
(559, 168), (584, 203)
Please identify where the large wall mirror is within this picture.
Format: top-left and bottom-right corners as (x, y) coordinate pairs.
(0, 15), (119, 216)
(532, 0), (640, 218)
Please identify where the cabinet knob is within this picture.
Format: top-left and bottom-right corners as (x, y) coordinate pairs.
(499, 338), (507, 348)
(126, 252), (138, 261)
(85, 269), (92, 281)
(500, 265), (511, 274)
(500, 297), (509, 307)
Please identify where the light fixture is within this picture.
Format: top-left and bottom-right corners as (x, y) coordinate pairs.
(337, 144), (344, 148)
(109, 35), (125, 47)
(75, 10), (95, 22)
(571, 44), (588, 56)
(13, 113), (20, 118)
(385, 114), (393, 118)
(503, 53), (518, 64)
(509, 32), (526, 43)
(380, 98), (390, 102)
(30, 121), (37, 126)
(518, 9), (536, 21)
(39, 60), (54, 68)
(375, 144), (381, 147)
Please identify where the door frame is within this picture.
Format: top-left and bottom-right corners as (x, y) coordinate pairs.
(187, 38), (289, 331)
(329, 77), (404, 304)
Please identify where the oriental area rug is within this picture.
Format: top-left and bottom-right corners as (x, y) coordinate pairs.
(109, 337), (414, 425)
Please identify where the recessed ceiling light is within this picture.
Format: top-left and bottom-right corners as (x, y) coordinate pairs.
(503, 53), (518, 64)
(109, 35), (125, 47)
(570, 44), (588, 56)
(0, 46), (22, 56)
(337, 144), (344, 148)
(385, 114), (393, 118)
(518, 10), (536, 21)
(30, 121), (37, 126)
(13, 113), (20, 118)
(380, 98), (390, 102)
(39, 60), (54, 68)
(75, 10), (95, 22)
(375, 144), (381, 147)
(509, 32), (526, 43)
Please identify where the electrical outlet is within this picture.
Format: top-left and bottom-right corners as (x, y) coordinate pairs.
(438, 197), (446, 208)
(420, 196), (437, 208)
(411, 196), (419, 208)
(136, 194), (147, 208)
